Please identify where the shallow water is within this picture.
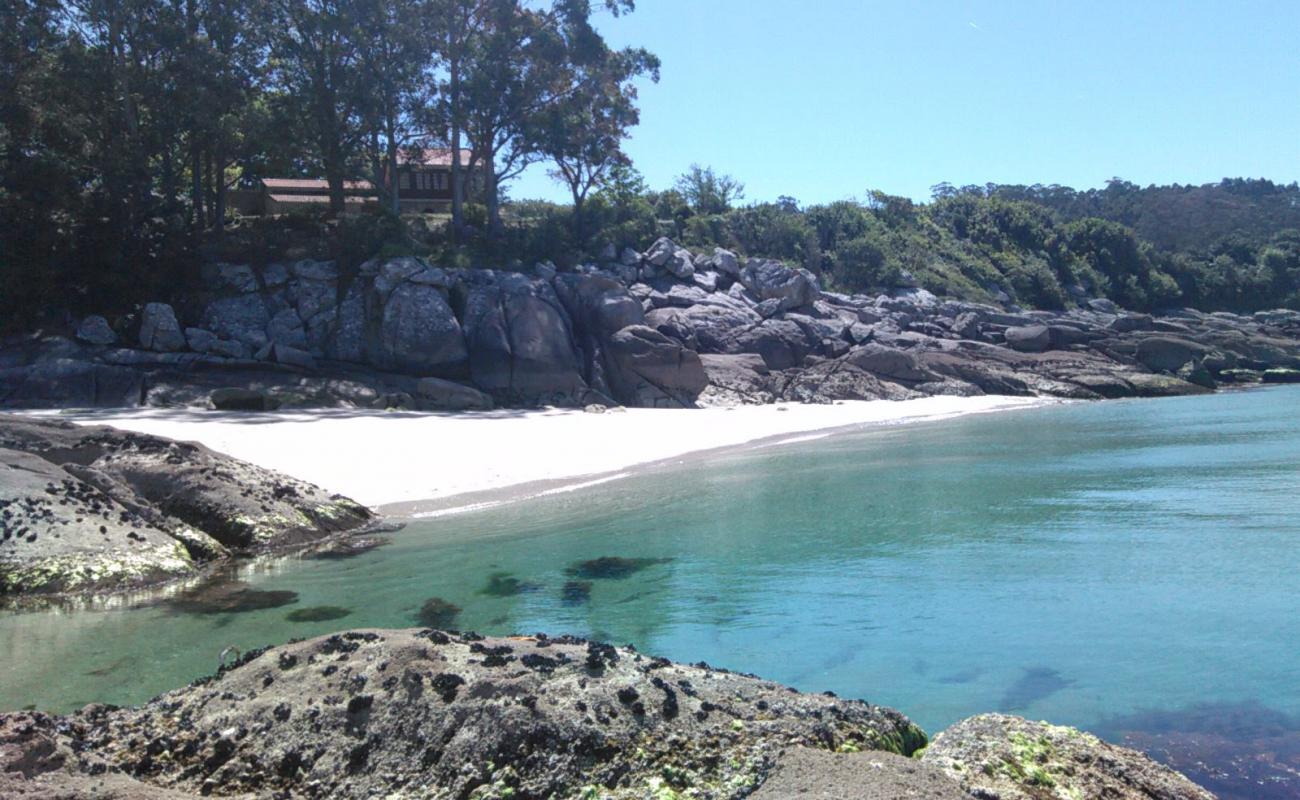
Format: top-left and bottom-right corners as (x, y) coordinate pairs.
(3, 387), (1300, 797)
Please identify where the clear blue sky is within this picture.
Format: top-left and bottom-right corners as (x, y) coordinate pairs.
(511, 0), (1300, 204)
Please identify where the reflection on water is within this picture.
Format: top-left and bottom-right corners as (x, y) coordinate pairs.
(2, 386), (1299, 798)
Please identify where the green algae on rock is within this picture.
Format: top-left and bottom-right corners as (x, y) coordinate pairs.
(921, 713), (1216, 800)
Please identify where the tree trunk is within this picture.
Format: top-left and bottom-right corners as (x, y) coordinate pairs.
(485, 154), (501, 235)
(191, 143), (204, 230)
(214, 146), (227, 233)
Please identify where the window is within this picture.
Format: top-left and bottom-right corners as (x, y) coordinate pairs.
(399, 172), (410, 190)
(433, 172), (448, 190)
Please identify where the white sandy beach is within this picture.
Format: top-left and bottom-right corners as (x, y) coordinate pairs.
(36, 396), (1050, 513)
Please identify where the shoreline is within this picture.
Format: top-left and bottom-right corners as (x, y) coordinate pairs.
(28, 395), (1053, 516)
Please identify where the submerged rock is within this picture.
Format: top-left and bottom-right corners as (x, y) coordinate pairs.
(285, 605), (353, 623)
(414, 596), (461, 627)
(565, 556), (673, 580)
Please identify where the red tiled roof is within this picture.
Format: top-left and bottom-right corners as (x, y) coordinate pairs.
(397, 148), (474, 167)
(261, 178), (375, 191)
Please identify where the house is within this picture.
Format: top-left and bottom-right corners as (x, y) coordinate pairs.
(386, 148), (475, 214)
(233, 148), (476, 216)
(257, 179), (377, 215)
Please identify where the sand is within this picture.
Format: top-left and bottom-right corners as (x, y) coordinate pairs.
(35, 396), (1051, 514)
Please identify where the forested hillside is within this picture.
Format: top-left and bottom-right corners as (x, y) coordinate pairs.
(3, 2), (1298, 330)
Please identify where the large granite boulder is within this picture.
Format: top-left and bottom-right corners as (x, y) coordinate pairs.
(922, 714), (1215, 800)
(739, 259), (820, 311)
(1135, 336), (1213, 372)
(460, 272), (587, 404)
(138, 303), (186, 352)
(604, 325), (708, 407)
(75, 316), (117, 346)
(375, 281), (467, 376)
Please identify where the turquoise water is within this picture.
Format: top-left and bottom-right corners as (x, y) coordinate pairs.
(3, 387), (1300, 795)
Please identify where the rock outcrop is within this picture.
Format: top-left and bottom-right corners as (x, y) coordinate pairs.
(0, 415), (372, 597)
(3, 238), (1299, 412)
(0, 630), (1215, 800)
(921, 713), (1216, 800)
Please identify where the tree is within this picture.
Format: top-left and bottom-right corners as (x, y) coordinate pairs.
(675, 164), (744, 215)
(355, 0), (437, 215)
(269, 0), (368, 214)
(539, 43), (658, 237)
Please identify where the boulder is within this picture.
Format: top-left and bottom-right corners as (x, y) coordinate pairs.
(0, 415), (372, 560)
(375, 281), (467, 376)
(461, 273), (587, 404)
(697, 353), (775, 406)
(643, 236), (678, 267)
(200, 262), (259, 293)
(922, 714), (1214, 800)
(271, 343), (316, 370)
(75, 315), (117, 346)
(138, 302), (186, 352)
(739, 259), (820, 311)
(604, 325), (708, 408)
(708, 247), (741, 277)
(201, 294), (272, 346)
(184, 327), (218, 354)
(1135, 337), (1212, 372)
(1003, 324), (1052, 353)
(726, 318), (816, 370)
(845, 344), (933, 383)
(415, 376), (494, 411)
(663, 247), (696, 280)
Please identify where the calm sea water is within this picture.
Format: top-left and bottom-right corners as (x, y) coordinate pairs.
(3, 387), (1299, 796)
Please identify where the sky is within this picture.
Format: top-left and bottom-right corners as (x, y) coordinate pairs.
(510, 0), (1300, 205)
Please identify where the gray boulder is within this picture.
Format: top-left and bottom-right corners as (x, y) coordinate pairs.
(202, 294), (272, 346)
(739, 259), (820, 311)
(461, 273), (587, 403)
(1004, 324), (1052, 353)
(184, 327), (218, 354)
(75, 315), (117, 346)
(922, 714), (1214, 800)
(604, 325), (708, 407)
(644, 236), (678, 266)
(1135, 336), (1212, 372)
(845, 344), (934, 384)
(415, 376), (494, 410)
(0, 360), (144, 408)
(139, 302), (186, 352)
(375, 281), (467, 376)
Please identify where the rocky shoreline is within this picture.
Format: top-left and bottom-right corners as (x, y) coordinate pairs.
(0, 414), (375, 599)
(0, 628), (1215, 799)
(2, 238), (1298, 413)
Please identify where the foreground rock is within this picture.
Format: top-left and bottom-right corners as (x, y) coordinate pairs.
(4, 240), (1298, 411)
(921, 714), (1216, 800)
(0, 630), (1215, 800)
(0, 415), (372, 597)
